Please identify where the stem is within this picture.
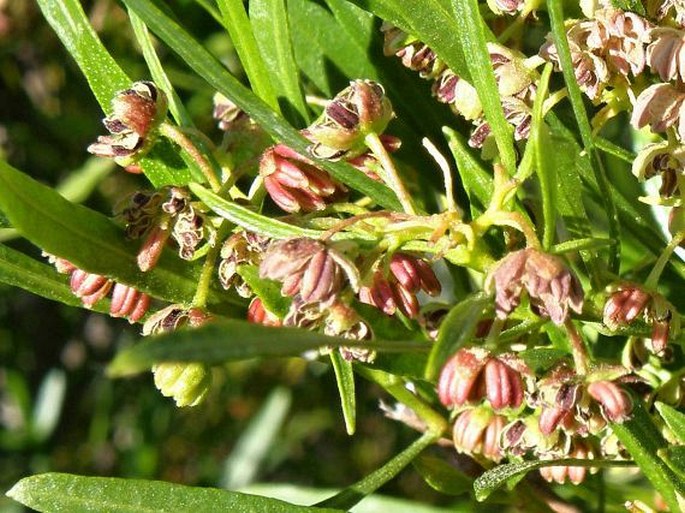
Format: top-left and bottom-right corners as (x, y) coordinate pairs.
(476, 210), (541, 249)
(160, 122), (221, 191)
(365, 132), (416, 215)
(191, 224), (230, 308)
(645, 230), (685, 288)
(422, 137), (458, 212)
(564, 319), (589, 376)
(320, 211), (392, 241)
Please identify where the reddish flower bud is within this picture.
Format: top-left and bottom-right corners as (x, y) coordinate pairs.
(453, 407), (505, 462)
(438, 347), (490, 407)
(603, 286), (651, 329)
(539, 439), (597, 485)
(260, 143), (347, 213)
(247, 297), (282, 327)
(109, 283), (150, 323)
(484, 357), (525, 410)
(587, 380), (633, 423)
(69, 269), (113, 308)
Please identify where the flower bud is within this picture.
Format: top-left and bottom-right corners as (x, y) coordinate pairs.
(247, 297), (282, 326)
(587, 380), (633, 423)
(307, 80), (394, 159)
(452, 407), (505, 462)
(539, 439), (597, 485)
(438, 347), (490, 407)
(69, 269), (113, 308)
(260, 143), (347, 212)
(109, 283), (150, 323)
(213, 92), (248, 131)
(153, 362), (212, 407)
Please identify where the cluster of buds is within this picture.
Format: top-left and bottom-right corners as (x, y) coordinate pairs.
(541, 8), (651, 101)
(143, 304), (213, 407)
(117, 187), (215, 271)
(358, 252), (441, 319)
(87, 81), (167, 167)
(486, 248), (584, 326)
(538, 439), (598, 485)
(45, 254), (150, 323)
(603, 283), (680, 356)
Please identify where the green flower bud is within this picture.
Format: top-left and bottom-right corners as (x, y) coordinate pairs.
(153, 362), (212, 407)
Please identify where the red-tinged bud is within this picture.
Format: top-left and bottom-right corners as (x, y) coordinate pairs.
(69, 269), (113, 308)
(603, 286), (651, 329)
(452, 407), (505, 462)
(43, 253), (77, 274)
(484, 357), (524, 410)
(247, 297), (282, 326)
(587, 380), (633, 423)
(109, 283), (150, 323)
(137, 225), (171, 272)
(260, 143), (347, 213)
(539, 439), (597, 485)
(438, 347), (490, 407)
(359, 271), (397, 315)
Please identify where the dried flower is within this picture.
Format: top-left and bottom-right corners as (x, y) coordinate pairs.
(260, 238), (359, 306)
(432, 70), (482, 120)
(116, 190), (164, 239)
(486, 248), (584, 325)
(307, 80), (394, 159)
(260, 143), (347, 213)
(486, 0), (526, 16)
(87, 81), (167, 165)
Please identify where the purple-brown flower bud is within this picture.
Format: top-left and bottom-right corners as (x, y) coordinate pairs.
(260, 238), (359, 307)
(603, 286), (652, 329)
(109, 283), (150, 323)
(87, 81), (167, 165)
(486, 248), (584, 326)
(69, 269), (113, 308)
(587, 380), (633, 423)
(260, 143), (347, 213)
(307, 80), (394, 159)
(247, 297), (282, 327)
(452, 407), (505, 462)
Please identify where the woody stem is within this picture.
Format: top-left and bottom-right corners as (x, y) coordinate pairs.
(160, 122), (222, 192)
(364, 132), (417, 215)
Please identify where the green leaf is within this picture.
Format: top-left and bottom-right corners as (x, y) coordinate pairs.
(473, 458), (636, 501)
(216, 0), (279, 111)
(610, 0), (646, 15)
(412, 454), (472, 496)
(107, 319), (428, 377)
(0, 244), (107, 314)
(451, 0), (516, 176)
(550, 237), (615, 255)
(315, 431), (437, 509)
(250, 0), (309, 125)
(659, 446), (685, 482)
(330, 351), (357, 435)
(517, 347), (567, 374)
(0, 159), (238, 313)
(6, 473), (346, 513)
(122, 0), (401, 211)
(425, 292), (491, 380)
(547, 0), (620, 272)
(655, 402), (685, 444)
(36, 0), (190, 186)
(237, 264), (291, 318)
(443, 127), (493, 216)
(612, 400), (685, 512)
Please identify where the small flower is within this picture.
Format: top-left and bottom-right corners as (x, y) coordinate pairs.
(587, 380), (633, 423)
(486, 248), (584, 326)
(260, 143), (347, 213)
(381, 23), (447, 79)
(69, 269), (113, 308)
(213, 92), (248, 131)
(87, 81), (167, 165)
(260, 238), (359, 306)
(631, 140), (684, 197)
(307, 80), (394, 159)
(452, 407), (505, 462)
(323, 302), (375, 362)
(247, 297), (282, 326)
(153, 362), (212, 407)
(142, 304), (211, 336)
(116, 190), (164, 239)
(630, 83), (685, 140)
(432, 70), (482, 120)
(171, 207), (214, 261)
(646, 27), (685, 82)
(218, 231), (269, 297)
(109, 283), (150, 323)
(346, 135), (401, 181)
(486, 0), (526, 16)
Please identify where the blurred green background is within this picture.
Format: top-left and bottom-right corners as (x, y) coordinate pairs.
(0, 1), (454, 511)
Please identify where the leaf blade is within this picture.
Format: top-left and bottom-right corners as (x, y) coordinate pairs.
(330, 352), (357, 435)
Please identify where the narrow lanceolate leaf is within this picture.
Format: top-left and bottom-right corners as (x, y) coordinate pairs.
(659, 446), (685, 481)
(216, 0), (279, 110)
(330, 351), (357, 435)
(250, 0), (309, 125)
(451, 0), (516, 176)
(655, 402), (685, 443)
(6, 473), (346, 513)
(122, 0), (401, 211)
(108, 319), (428, 377)
(611, 400), (685, 512)
(36, 0), (190, 186)
(425, 292), (491, 380)
(0, 160), (238, 312)
(547, 0), (620, 272)
(473, 458), (636, 501)
(412, 454), (472, 496)
(189, 183), (376, 243)
(0, 244), (107, 313)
